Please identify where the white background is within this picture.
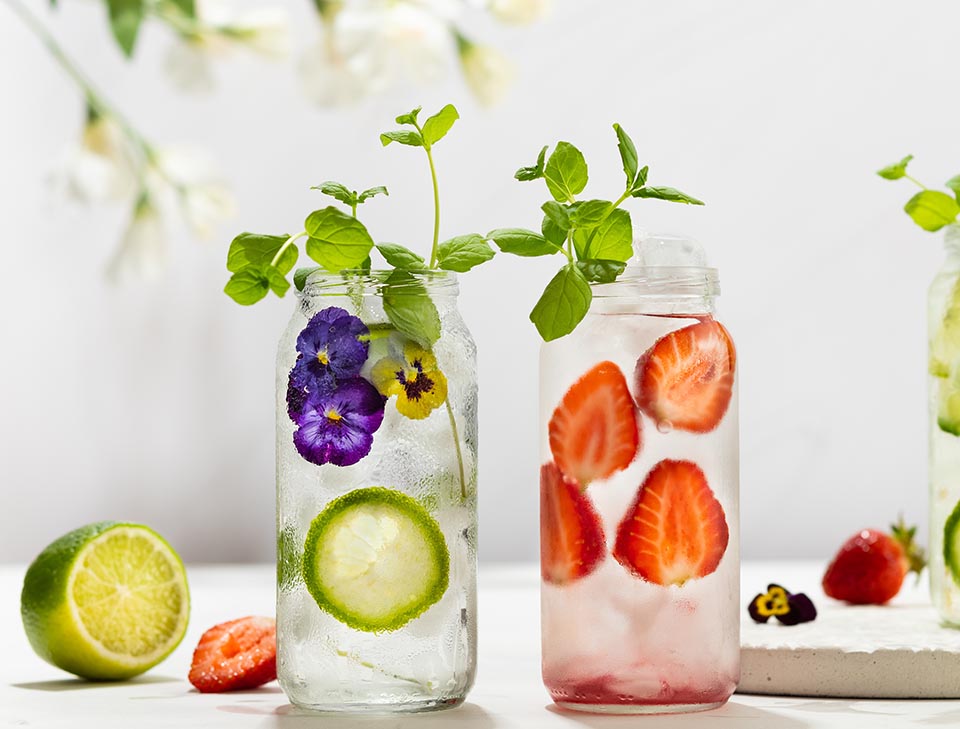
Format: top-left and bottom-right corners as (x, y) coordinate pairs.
(1, 0), (957, 564)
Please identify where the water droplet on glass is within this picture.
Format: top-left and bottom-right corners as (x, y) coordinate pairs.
(657, 420), (673, 434)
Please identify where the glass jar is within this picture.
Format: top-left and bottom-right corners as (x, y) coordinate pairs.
(276, 270), (478, 711)
(539, 250), (740, 713)
(929, 224), (960, 625)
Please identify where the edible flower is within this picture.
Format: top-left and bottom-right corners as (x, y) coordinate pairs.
(290, 307), (370, 396)
(292, 378), (385, 467)
(748, 583), (817, 626)
(371, 340), (448, 420)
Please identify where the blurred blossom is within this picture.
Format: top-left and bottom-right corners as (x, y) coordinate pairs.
(107, 198), (167, 283)
(151, 147), (236, 240)
(299, 31), (371, 107)
(164, 41), (217, 93)
(488, 0), (550, 24)
(458, 37), (514, 107)
(181, 183), (236, 240)
(63, 109), (138, 203)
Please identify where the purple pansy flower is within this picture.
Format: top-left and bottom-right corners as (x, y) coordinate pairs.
(292, 378), (386, 467)
(291, 307), (370, 393)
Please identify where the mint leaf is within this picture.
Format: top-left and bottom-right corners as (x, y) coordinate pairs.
(541, 201), (570, 231)
(488, 228), (562, 257)
(358, 186), (388, 203)
(168, 0), (195, 16)
(294, 266), (319, 291)
(577, 259), (627, 283)
(437, 234), (495, 272)
(530, 264), (592, 341)
(265, 266), (290, 297)
(376, 242), (425, 269)
(613, 123), (639, 187)
(313, 181), (356, 206)
(544, 142), (588, 202)
(395, 107), (422, 125)
(515, 146), (548, 182)
(946, 175), (960, 203)
(106, 0), (145, 57)
(877, 155), (914, 181)
(380, 130), (423, 147)
(904, 191), (960, 231)
(383, 271), (441, 347)
(304, 206), (374, 271)
(632, 186), (704, 205)
(635, 165), (649, 189)
(224, 270), (269, 305)
(226, 233), (298, 275)
(574, 208), (632, 261)
(421, 104), (459, 146)
(569, 199), (612, 229)
(542, 215), (567, 248)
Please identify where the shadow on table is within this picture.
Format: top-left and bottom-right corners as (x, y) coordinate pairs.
(545, 700), (812, 727)
(11, 675), (180, 692)
(218, 701), (495, 728)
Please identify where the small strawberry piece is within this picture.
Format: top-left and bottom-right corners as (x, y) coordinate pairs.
(541, 462), (606, 585)
(822, 519), (926, 605)
(635, 318), (736, 434)
(189, 616), (277, 693)
(549, 361), (641, 485)
(613, 459), (729, 586)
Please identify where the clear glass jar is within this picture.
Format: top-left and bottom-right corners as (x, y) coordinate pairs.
(539, 256), (740, 713)
(929, 224), (960, 625)
(276, 271), (478, 711)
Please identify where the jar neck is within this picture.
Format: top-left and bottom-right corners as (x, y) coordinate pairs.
(300, 270), (460, 301)
(589, 265), (720, 315)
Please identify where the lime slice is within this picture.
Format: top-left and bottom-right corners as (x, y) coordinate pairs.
(20, 522), (190, 680)
(302, 487), (449, 632)
(945, 500), (960, 587)
(931, 279), (960, 377)
(938, 378), (960, 436)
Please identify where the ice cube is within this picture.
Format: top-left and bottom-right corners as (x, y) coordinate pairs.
(633, 232), (707, 267)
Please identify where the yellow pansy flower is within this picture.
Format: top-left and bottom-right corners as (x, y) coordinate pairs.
(371, 341), (448, 420)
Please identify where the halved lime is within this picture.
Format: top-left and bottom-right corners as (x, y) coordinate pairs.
(20, 522), (190, 680)
(302, 487), (449, 632)
(945, 500), (960, 586)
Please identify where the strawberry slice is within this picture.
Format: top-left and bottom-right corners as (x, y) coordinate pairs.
(541, 462), (606, 585)
(549, 361), (641, 485)
(613, 459), (729, 586)
(635, 318), (736, 434)
(188, 616), (277, 693)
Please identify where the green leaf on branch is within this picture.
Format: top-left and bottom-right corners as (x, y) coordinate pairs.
(226, 233), (298, 275)
(294, 267), (319, 291)
(530, 264), (592, 341)
(358, 186), (388, 203)
(904, 191), (960, 232)
(877, 155), (914, 181)
(544, 142), (588, 202)
(383, 270), (441, 347)
(632, 186), (705, 205)
(542, 216), (567, 249)
(313, 181), (356, 206)
(167, 0), (196, 17)
(436, 234), (495, 272)
(421, 104), (459, 146)
(488, 228), (562, 257)
(380, 130), (424, 147)
(574, 208), (633, 261)
(946, 175), (960, 203)
(515, 146), (548, 182)
(224, 270), (270, 305)
(635, 165), (649, 189)
(569, 199), (613, 229)
(106, 0), (145, 57)
(541, 201), (571, 231)
(376, 242), (425, 269)
(395, 107), (422, 125)
(265, 266), (290, 297)
(577, 259), (627, 283)
(304, 206), (375, 271)
(613, 123), (639, 188)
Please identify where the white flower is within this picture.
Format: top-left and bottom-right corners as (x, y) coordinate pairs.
(458, 40), (514, 106)
(181, 182), (236, 240)
(63, 111), (138, 203)
(164, 41), (217, 94)
(299, 30), (372, 107)
(224, 8), (291, 59)
(149, 147), (236, 239)
(107, 199), (167, 283)
(488, 0), (550, 24)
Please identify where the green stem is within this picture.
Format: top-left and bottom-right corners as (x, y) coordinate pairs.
(270, 231), (307, 268)
(905, 174), (927, 190)
(350, 201), (358, 218)
(445, 399), (467, 501)
(411, 121), (442, 268)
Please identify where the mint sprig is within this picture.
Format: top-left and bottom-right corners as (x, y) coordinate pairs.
(491, 124), (704, 341)
(878, 155), (960, 232)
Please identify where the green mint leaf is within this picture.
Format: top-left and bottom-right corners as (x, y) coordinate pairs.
(577, 259), (627, 284)
(167, 0), (195, 17)
(358, 186), (388, 203)
(359, 256), (372, 274)
(544, 141), (588, 203)
(376, 242), (425, 269)
(904, 191), (960, 232)
(877, 155), (914, 181)
(421, 104), (459, 146)
(632, 186), (705, 205)
(634, 165), (649, 189)
(542, 200), (571, 231)
(613, 123), (639, 188)
(568, 199), (613, 229)
(106, 0), (145, 57)
(380, 130), (424, 147)
(294, 266), (319, 291)
(312, 181), (357, 206)
(529, 263), (592, 341)
(436, 233), (496, 272)
(224, 269), (269, 305)
(946, 175), (960, 203)
(265, 266), (290, 297)
(515, 146), (548, 181)
(383, 270), (441, 347)
(226, 233), (298, 275)
(395, 106), (422, 125)
(304, 206), (375, 271)
(488, 228), (562, 257)
(542, 215), (567, 249)
(574, 208), (633, 261)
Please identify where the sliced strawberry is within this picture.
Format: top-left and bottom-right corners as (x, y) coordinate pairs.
(541, 462), (606, 585)
(613, 459), (728, 586)
(189, 616), (277, 693)
(549, 361), (641, 485)
(635, 318), (736, 434)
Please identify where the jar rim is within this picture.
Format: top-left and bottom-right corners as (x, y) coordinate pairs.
(592, 265), (720, 298)
(300, 268), (459, 297)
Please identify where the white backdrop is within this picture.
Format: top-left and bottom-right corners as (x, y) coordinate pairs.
(1, 0), (957, 563)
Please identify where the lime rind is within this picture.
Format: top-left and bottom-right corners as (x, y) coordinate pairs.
(944, 500), (960, 587)
(931, 279), (960, 378)
(302, 487), (449, 633)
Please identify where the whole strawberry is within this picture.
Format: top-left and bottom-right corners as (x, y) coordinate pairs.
(822, 519), (926, 605)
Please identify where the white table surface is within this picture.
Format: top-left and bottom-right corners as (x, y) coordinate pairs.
(3, 561), (960, 728)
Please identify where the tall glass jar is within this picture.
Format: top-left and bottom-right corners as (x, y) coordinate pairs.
(276, 271), (478, 711)
(539, 248), (740, 713)
(929, 224), (960, 625)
